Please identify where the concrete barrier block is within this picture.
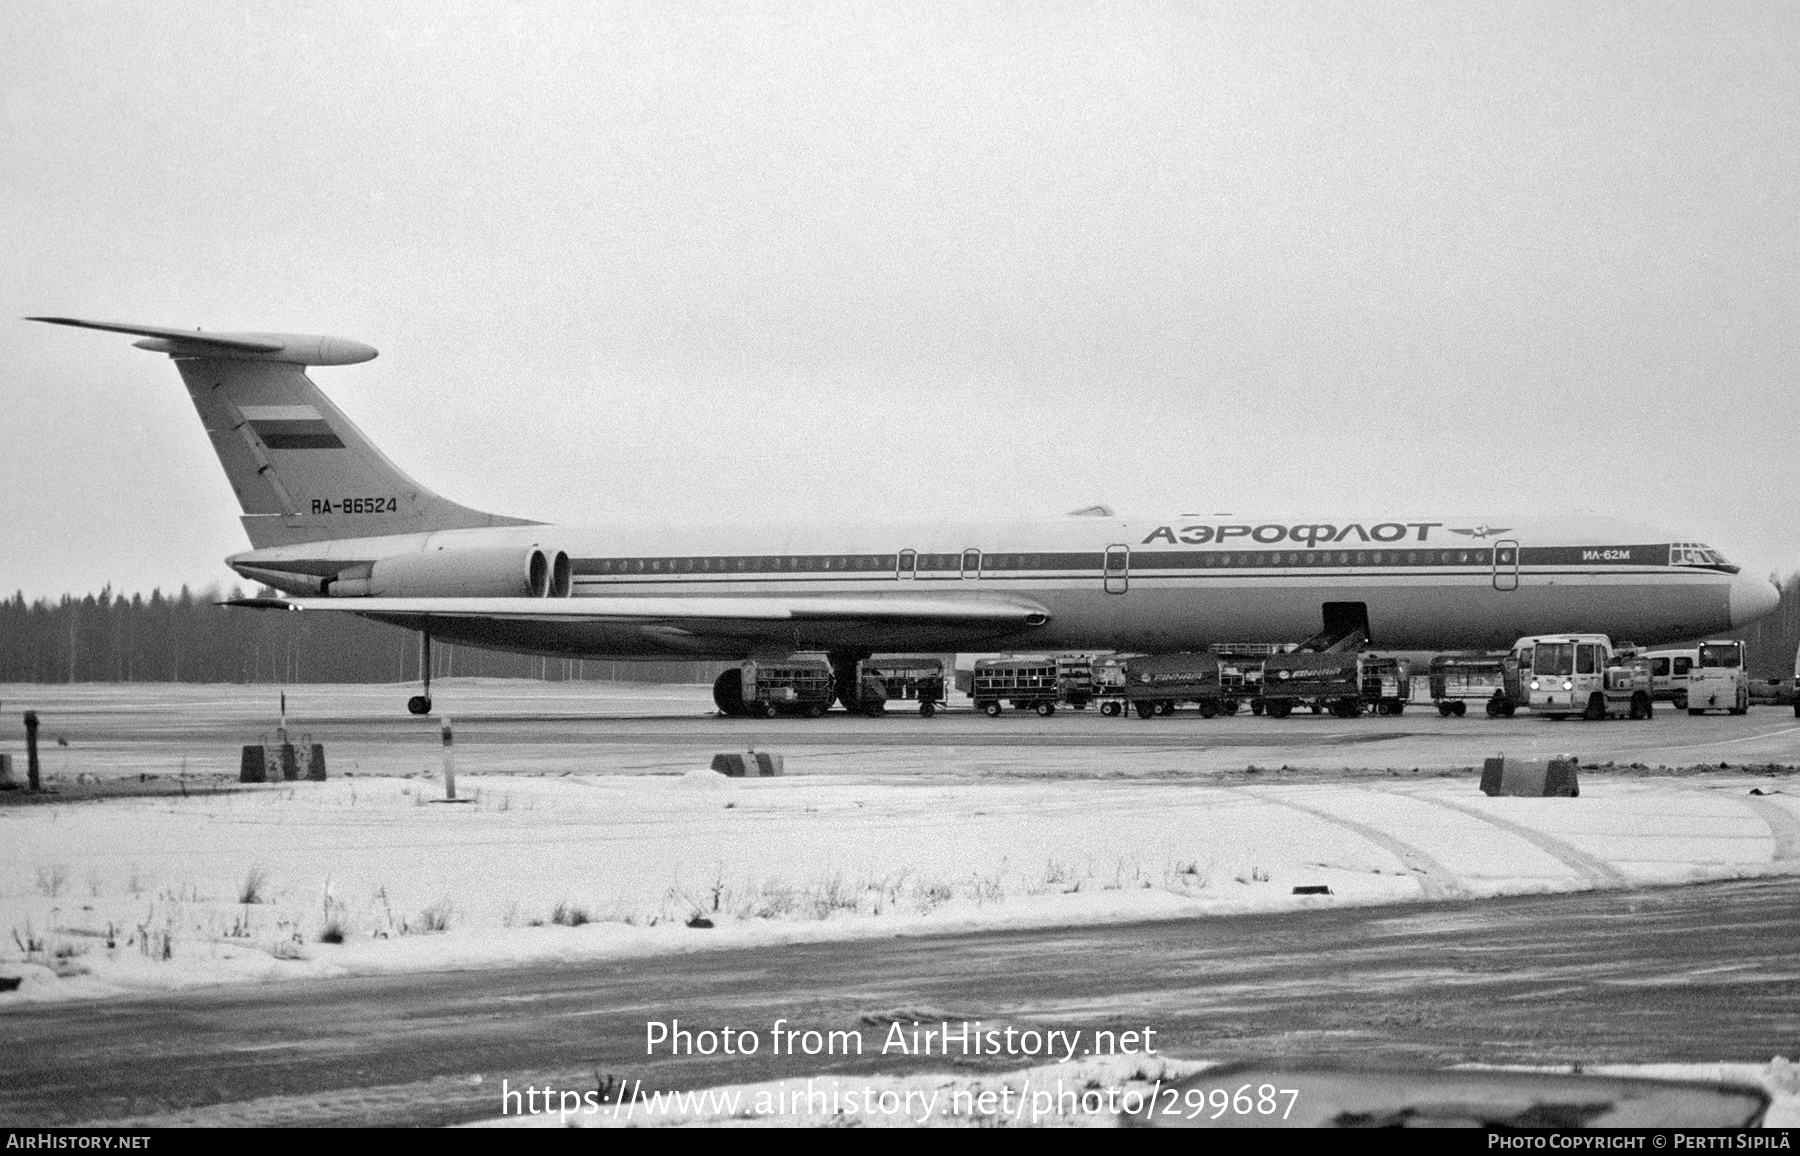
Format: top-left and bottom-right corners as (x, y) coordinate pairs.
(1544, 756), (1580, 797)
(305, 744), (327, 781)
(712, 752), (784, 777)
(240, 745), (267, 784)
(1481, 755), (1579, 797)
(0, 753), (14, 788)
(279, 743), (300, 781)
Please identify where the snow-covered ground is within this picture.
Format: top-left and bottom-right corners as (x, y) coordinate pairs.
(4, 759), (1797, 1003)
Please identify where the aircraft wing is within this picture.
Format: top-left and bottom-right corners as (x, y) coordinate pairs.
(227, 594), (1050, 626)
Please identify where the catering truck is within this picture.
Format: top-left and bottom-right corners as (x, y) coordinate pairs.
(1513, 634), (1653, 720)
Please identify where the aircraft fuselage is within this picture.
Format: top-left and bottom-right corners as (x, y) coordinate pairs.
(229, 513), (1771, 660)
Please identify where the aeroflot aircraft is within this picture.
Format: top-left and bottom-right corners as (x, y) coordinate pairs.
(33, 317), (1780, 713)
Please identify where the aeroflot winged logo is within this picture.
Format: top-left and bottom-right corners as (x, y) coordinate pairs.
(1449, 525), (1512, 539)
(1140, 522), (1444, 546)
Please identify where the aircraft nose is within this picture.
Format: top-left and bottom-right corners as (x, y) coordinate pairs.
(1729, 574), (1781, 627)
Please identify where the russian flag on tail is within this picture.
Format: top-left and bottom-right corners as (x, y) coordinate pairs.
(239, 404), (344, 449)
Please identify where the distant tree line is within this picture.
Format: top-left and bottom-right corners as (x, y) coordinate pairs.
(0, 586), (728, 685)
(2, 577), (1796, 685)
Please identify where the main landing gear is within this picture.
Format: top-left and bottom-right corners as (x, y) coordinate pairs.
(407, 631), (433, 715)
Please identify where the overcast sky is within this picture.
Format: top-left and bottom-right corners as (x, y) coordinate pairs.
(3, 1), (1797, 601)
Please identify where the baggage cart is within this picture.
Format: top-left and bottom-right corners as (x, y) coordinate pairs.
(972, 657), (1062, 717)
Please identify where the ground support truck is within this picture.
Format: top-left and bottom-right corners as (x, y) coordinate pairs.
(1261, 652), (1411, 718)
(1056, 655), (1097, 709)
(1209, 643), (1279, 715)
(1120, 653), (1225, 718)
(1514, 634), (1654, 720)
(1091, 656), (1131, 716)
(1428, 653), (1515, 717)
(1684, 640), (1749, 715)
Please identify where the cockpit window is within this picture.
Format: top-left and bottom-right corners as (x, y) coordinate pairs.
(1699, 643), (1742, 668)
(1669, 543), (1740, 573)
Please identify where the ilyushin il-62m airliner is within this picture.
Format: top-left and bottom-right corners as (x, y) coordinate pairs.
(33, 317), (1780, 714)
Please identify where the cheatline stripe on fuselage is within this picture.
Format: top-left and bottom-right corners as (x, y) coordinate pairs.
(576, 568), (1713, 583)
(564, 543), (1735, 582)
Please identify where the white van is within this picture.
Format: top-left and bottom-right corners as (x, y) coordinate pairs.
(1645, 649), (1697, 708)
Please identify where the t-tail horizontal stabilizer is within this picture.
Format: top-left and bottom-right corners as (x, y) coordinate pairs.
(28, 315), (535, 548)
(27, 317), (378, 366)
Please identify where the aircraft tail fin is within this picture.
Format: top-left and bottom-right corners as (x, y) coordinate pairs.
(29, 317), (536, 548)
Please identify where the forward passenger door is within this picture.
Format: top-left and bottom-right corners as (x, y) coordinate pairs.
(1104, 545), (1129, 594)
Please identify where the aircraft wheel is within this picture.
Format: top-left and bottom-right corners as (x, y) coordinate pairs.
(712, 669), (749, 717)
(407, 695), (432, 715)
